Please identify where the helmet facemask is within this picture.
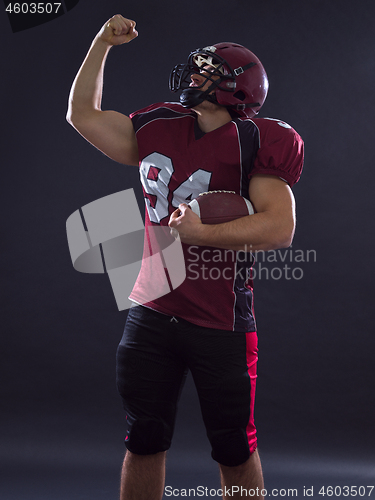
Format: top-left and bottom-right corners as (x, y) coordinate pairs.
(169, 48), (236, 108)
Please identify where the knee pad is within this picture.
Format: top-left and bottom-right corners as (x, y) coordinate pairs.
(210, 428), (251, 467)
(125, 416), (171, 455)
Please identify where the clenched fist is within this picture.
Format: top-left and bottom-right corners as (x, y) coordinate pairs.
(97, 14), (138, 46)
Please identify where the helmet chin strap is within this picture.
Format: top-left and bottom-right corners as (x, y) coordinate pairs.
(180, 87), (260, 116)
(179, 82), (219, 108)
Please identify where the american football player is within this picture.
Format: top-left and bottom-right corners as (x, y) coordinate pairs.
(67, 14), (304, 500)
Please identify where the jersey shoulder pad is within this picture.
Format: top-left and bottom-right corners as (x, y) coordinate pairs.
(250, 117), (304, 186)
(252, 117), (300, 140)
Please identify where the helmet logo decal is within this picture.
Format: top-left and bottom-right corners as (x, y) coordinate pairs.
(202, 45), (217, 53)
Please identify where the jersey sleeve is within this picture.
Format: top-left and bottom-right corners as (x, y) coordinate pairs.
(250, 118), (304, 187)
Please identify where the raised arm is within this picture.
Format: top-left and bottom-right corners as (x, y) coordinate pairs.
(66, 15), (139, 166)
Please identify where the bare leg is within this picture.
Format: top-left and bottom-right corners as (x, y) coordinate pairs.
(120, 450), (166, 500)
(219, 448), (264, 500)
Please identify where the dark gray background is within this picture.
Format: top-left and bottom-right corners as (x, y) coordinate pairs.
(1, 0), (375, 498)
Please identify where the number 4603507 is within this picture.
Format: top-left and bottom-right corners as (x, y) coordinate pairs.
(5, 3), (62, 14)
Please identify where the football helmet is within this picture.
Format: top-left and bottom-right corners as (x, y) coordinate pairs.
(169, 43), (269, 118)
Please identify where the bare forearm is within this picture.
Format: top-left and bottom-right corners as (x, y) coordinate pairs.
(178, 211), (295, 252)
(67, 37), (111, 121)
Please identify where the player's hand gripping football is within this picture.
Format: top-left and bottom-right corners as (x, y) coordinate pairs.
(97, 14), (138, 46)
(169, 204), (204, 245)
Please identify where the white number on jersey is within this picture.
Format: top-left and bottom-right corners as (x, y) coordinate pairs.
(171, 169), (212, 208)
(140, 152), (212, 223)
(140, 152), (174, 223)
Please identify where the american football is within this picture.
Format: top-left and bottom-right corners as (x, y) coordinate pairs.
(188, 191), (254, 224)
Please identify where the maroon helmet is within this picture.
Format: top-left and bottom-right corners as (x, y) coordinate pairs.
(169, 42), (269, 118)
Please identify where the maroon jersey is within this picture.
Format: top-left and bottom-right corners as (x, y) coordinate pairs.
(129, 102), (304, 331)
